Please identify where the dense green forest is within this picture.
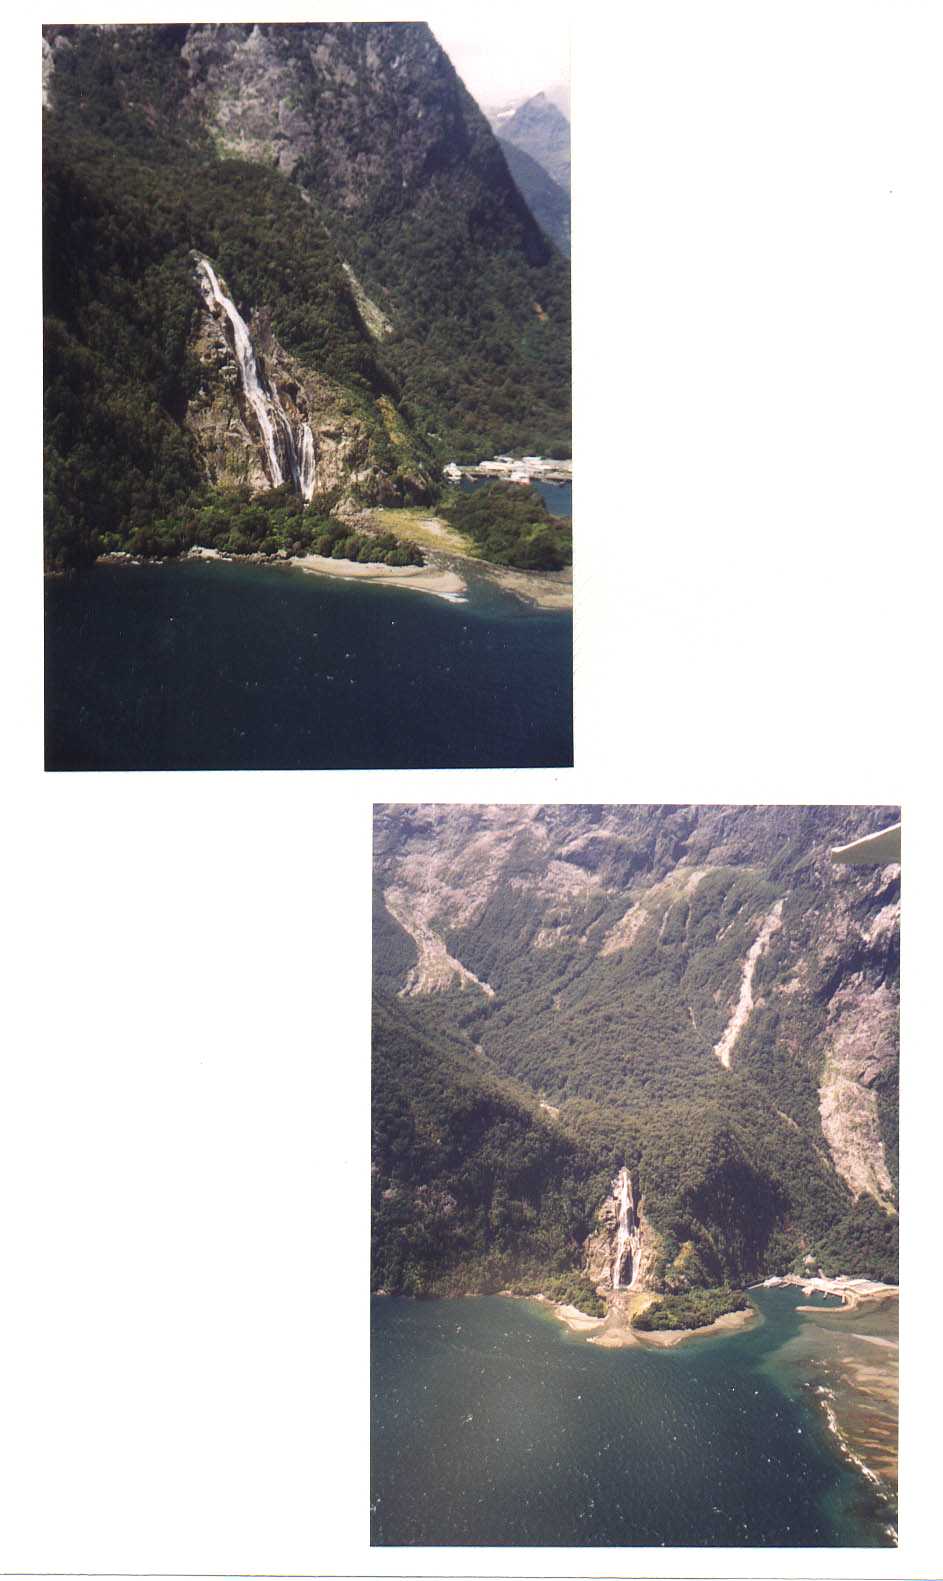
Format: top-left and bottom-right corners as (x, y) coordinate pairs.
(440, 482), (572, 570)
(43, 24), (571, 568)
(104, 485), (423, 565)
(537, 1273), (607, 1317)
(372, 806), (900, 1301)
(372, 996), (615, 1297)
(373, 994), (898, 1296)
(632, 1287), (749, 1332)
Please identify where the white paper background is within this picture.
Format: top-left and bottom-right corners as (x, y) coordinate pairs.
(6, 0), (940, 1575)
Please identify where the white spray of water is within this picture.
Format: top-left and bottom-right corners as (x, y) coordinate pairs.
(612, 1167), (642, 1290)
(195, 255), (304, 493)
(299, 422), (318, 502)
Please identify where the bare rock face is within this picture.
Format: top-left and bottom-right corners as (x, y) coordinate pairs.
(819, 977), (897, 1210)
(180, 23), (502, 217)
(583, 1194), (620, 1287)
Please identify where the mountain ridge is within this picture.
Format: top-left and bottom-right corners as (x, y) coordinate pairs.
(488, 91), (571, 192)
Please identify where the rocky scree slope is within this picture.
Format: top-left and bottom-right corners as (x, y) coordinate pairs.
(373, 805), (899, 1299)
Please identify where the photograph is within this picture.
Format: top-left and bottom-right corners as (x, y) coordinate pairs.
(42, 18), (572, 770)
(372, 803), (900, 1548)
(20, 1), (937, 1574)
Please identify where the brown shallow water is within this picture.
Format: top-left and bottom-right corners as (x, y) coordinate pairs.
(764, 1295), (898, 1496)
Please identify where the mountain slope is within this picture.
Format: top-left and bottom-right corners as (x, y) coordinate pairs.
(498, 141), (571, 256)
(42, 23), (571, 567)
(372, 806), (900, 1298)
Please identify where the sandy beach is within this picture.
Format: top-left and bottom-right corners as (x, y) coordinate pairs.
(290, 552), (467, 600)
(502, 1293), (606, 1334)
(588, 1327), (641, 1348)
(551, 1302), (606, 1333)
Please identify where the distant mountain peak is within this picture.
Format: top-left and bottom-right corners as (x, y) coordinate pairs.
(488, 88), (570, 193)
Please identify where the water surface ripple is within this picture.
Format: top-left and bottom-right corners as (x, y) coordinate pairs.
(45, 560), (572, 770)
(371, 1290), (895, 1548)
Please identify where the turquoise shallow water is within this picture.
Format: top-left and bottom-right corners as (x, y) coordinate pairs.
(370, 1289), (896, 1548)
(45, 558), (572, 770)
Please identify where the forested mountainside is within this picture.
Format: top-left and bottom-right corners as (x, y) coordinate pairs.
(373, 806), (900, 1300)
(42, 24), (570, 569)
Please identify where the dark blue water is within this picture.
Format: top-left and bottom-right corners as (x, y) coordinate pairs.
(532, 478), (571, 517)
(371, 1290), (895, 1548)
(44, 560), (572, 770)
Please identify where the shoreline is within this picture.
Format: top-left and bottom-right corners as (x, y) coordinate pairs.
(756, 1274), (899, 1311)
(95, 544), (465, 600)
(471, 560), (573, 611)
(92, 543), (572, 610)
(588, 1304), (757, 1349)
(498, 1289), (757, 1349)
(496, 1292), (606, 1334)
(361, 508), (574, 610)
(634, 1306), (757, 1347)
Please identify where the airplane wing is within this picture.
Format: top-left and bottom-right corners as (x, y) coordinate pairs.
(831, 822), (901, 865)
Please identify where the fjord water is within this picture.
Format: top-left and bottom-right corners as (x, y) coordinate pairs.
(45, 560), (572, 770)
(371, 1288), (896, 1548)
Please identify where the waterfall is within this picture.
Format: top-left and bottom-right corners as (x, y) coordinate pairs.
(194, 255), (304, 494)
(612, 1167), (642, 1290)
(299, 422), (317, 502)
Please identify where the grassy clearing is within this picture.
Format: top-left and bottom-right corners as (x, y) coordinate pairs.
(367, 507), (479, 557)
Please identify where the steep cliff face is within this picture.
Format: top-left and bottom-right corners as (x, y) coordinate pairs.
(181, 24), (512, 216)
(373, 805), (900, 1289)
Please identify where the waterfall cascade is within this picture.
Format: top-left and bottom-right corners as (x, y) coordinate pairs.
(195, 255), (316, 501)
(612, 1167), (643, 1289)
(298, 422), (317, 502)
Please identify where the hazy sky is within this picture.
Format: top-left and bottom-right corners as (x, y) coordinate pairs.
(426, 4), (570, 110)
